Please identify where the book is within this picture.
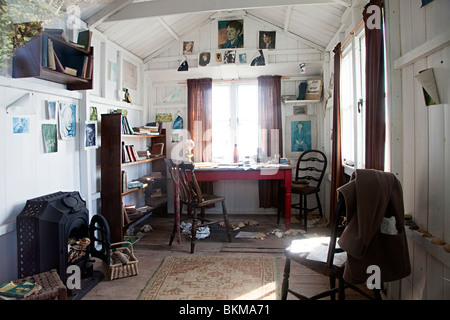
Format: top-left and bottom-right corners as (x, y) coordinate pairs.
(151, 142), (164, 157)
(77, 30), (92, 52)
(53, 51), (65, 73)
(48, 39), (56, 70)
(128, 180), (144, 189)
(0, 281), (39, 299)
(64, 66), (78, 76)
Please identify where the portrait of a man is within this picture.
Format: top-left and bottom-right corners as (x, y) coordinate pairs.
(258, 31), (276, 50)
(218, 20), (244, 49)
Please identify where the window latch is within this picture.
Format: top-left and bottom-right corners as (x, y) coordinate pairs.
(358, 99), (364, 113)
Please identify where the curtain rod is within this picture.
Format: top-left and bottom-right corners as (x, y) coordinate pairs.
(342, 18), (364, 48)
(177, 77), (296, 85)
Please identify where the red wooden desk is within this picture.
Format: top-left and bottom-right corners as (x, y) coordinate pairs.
(193, 165), (293, 229)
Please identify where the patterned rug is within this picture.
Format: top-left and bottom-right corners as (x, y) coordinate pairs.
(138, 255), (280, 300)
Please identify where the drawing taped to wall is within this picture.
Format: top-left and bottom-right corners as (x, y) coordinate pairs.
(58, 102), (76, 140)
(285, 115), (316, 158)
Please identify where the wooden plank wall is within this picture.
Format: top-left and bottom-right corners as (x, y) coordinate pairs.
(394, 0), (450, 300)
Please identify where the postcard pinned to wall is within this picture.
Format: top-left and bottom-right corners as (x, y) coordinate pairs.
(415, 68), (440, 106)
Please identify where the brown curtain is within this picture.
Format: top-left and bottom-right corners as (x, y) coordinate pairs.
(258, 75), (282, 208)
(363, 0), (385, 170)
(329, 43), (344, 221)
(187, 78), (213, 162)
(187, 78), (213, 194)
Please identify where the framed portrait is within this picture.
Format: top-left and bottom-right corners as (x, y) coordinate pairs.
(285, 115), (317, 159)
(258, 31), (276, 50)
(84, 121), (97, 149)
(218, 19), (244, 49)
(182, 41), (194, 55)
(58, 102), (76, 140)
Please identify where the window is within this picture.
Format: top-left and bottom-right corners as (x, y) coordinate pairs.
(211, 82), (258, 162)
(340, 29), (366, 169)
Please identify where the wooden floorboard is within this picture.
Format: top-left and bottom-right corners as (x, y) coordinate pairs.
(81, 213), (375, 301)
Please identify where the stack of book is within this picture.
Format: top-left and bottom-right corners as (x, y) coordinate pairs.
(122, 142), (140, 163)
(42, 29), (93, 79)
(0, 281), (41, 300)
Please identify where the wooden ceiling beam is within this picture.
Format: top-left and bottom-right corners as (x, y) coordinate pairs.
(106, 0), (344, 22)
(85, 0), (134, 28)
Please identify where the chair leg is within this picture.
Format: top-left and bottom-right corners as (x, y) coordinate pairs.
(221, 201), (232, 242)
(338, 277), (346, 300)
(315, 192), (323, 217)
(303, 195), (308, 231)
(329, 277), (336, 300)
(190, 208), (198, 254)
(281, 258), (291, 300)
(169, 203), (182, 246)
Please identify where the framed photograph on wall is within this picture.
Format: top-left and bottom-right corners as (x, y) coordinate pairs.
(285, 115), (317, 159)
(258, 31), (276, 49)
(84, 121), (97, 149)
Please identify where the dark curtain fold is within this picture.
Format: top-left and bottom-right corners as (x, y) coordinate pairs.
(187, 78), (213, 194)
(363, 0), (386, 170)
(329, 43), (344, 222)
(257, 75), (282, 208)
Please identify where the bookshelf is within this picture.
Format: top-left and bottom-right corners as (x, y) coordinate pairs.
(12, 31), (93, 90)
(101, 113), (167, 242)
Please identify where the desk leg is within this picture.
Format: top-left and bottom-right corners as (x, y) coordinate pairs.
(283, 170), (292, 229)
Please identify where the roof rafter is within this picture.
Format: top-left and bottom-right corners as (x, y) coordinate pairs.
(106, 0), (346, 22)
(85, 0), (134, 28)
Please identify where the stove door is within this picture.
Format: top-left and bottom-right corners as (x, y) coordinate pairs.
(89, 214), (110, 264)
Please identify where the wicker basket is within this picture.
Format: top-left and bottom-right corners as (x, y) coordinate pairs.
(104, 241), (139, 280)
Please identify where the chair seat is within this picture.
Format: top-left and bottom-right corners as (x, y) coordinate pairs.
(285, 237), (347, 277)
(292, 185), (320, 195)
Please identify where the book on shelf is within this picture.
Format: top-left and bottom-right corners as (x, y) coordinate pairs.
(145, 122), (162, 134)
(0, 281), (40, 299)
(150, 142), (164, 157)
(122, 142), (131, 163)
(64, 66), (78, 76)
(47, 38), (56, 70)
(122, 116), (135, 135)
(128, 180), (144, 189)
(122, 170), (127, 192)
(73, 30), (92, 52)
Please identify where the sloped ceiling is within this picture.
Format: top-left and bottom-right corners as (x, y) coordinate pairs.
(80, 0), (353, 62)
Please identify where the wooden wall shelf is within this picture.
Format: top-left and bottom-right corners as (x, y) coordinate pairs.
(12, 32), (93, 90)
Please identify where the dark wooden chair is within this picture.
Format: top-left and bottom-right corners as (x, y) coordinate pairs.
(291, 149), (327, 231)
(165, 158), (232, 253)
(281, 194), (381, 300)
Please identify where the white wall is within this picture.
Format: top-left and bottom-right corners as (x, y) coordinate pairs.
(385, 0), (450, 300)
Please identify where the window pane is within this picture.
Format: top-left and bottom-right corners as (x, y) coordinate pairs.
(236, 84), (258, 159)
(212, 85), (232, 162)
(341, 49), (354, 164)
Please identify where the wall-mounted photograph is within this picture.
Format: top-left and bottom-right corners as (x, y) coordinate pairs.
(85, 121), (97, 149)
(183, 41), (194, 55)
(285, 115), (317, 159)
(258, 31), (276, 49)
(218, 20), (244, 49)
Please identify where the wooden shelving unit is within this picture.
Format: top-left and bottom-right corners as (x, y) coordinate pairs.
(12, 32), (93, 90)
(101, 113), (167, 242)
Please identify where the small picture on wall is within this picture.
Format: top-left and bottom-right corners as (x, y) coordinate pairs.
(218, 19), (244, 49)
(199, 52), (211, 66)
(223, 50), (236, 64)
(46, 101), (57, 119)
(12, 117), (30, 134)
(285, 115), (317, 158)
(258, 31), (276, 50)
(183, 41), (194, 55)
(42, 123), (57, 153)
(85, 121), (97, 149)
(58, 102), (76, 140)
